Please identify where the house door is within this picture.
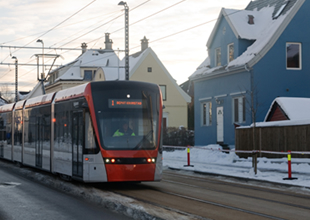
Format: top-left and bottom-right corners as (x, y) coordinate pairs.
(72, 112), (84, 178)
(217, 107), (224, 143)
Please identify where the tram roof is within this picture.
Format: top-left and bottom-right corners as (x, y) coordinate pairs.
(25, 92), (55, 109)
(54, 83), (89, 102)
(0, 103), (15, 113)
(15, 100), (26, 110)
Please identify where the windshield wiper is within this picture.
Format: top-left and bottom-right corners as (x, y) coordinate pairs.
(134, 130), (153, 149)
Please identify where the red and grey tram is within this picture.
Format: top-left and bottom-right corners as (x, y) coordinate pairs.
(0, 81), (163, 182)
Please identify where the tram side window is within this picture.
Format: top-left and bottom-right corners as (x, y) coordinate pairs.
(85, 112), (96, 150)
(0, 114), (6, 141)
(55, 101), (74, 153)
(23, 106), (51, 148)
(5, 113), (12, 144)
(55, 110), (70, 151)
(14, 110), (23, 145)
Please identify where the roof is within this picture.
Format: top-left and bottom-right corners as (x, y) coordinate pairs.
(264, 97), (310, 121)
(191, 0), (304, 80)
(49, 49), (123, 83)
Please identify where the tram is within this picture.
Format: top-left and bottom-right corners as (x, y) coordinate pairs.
(0, 81), (163, 182)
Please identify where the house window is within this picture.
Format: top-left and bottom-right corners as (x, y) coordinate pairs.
(286, 43), (301, 69)
(202, 102), (212, 126)
(233, 97), (246, 123)
(228, 43), (234, 63)
(84, 70), (93, 81)
(159, 85), (166, 101)
(147, 67), (152, 72)
(215, 48), (221, 66)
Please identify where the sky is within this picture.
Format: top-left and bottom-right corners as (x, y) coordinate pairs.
(0, 0), (250, 93)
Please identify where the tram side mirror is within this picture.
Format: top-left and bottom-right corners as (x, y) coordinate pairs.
(81, 102), (89, 110)
(163, 105), (165, 109)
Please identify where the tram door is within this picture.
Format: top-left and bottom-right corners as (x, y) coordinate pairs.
(72, 112), (84, 178)
(0, 119), (3, 157)
(36, 117), (43, 168)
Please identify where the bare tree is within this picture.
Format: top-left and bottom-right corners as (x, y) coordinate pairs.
(0, 84), (14, 103)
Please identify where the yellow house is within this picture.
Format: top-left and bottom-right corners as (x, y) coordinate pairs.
(126, 37), (191, 129)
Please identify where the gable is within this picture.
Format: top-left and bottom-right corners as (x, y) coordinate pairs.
(129, 48), (191, 104)
(266, 103), (289, 121)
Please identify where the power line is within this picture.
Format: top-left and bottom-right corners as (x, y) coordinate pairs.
(35, 0), (97, 41)
(59, 0), (152, 48)
(50, 10), (122, 48)
(87, 0), (187, 47)
(112, 0), (187, 34)
(1, 10), (120, 46)
(1, 0), (96, 63)
(0, 45), (81, 51)
(130, 9), (242, 50)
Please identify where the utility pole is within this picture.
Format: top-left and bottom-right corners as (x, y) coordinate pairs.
(118, 1), (129, 80)
(11, 56), (18, 102)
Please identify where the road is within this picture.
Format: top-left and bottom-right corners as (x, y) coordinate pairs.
(0, 163), (131, 220)
(101, 170), (310, 220)
(1, 159), (310, 220)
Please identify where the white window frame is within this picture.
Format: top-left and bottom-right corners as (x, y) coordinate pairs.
(232, 96), (246, 123)
(227, 43), (234, 63)
(286, 42), (302, 70)
(201, 101), (212, 126)
(215, 48), (221, 67)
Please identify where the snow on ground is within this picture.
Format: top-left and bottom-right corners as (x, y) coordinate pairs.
(163, 145), (310, 188)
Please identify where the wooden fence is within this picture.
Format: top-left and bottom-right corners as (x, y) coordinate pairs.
(235, 124), (310, 158)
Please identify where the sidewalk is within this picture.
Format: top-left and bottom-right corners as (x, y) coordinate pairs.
(163, 145), (310, 189)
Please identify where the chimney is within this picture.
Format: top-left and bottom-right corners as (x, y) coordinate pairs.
(81, 42), (87, 54)
(248, 15), (254, 25)
(141, 36), (149, 51)
(104, 33), (113, 50)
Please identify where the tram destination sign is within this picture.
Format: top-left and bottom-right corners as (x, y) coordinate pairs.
(109, 99), (143, 108)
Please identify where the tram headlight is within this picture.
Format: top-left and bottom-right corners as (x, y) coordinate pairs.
(111, 158), (116, 163)
(147, 158), (156, 163)
(105, 159), (110, 163)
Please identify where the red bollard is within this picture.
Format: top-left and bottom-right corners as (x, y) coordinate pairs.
(283, 151), (298, 180)
(184, 146), (194, 167)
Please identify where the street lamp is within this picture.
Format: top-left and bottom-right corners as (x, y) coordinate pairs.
(118, 1), (129, 80)
(11, 56), (18, 102)
(36, 39), (44, 79)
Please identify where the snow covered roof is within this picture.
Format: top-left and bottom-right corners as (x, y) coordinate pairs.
(189, 57), (210, 79)
(265, 97), (310, 121)
(50, 49), (122, 82)
(191, 0), (304, 80)
(238, 97), (310, 128)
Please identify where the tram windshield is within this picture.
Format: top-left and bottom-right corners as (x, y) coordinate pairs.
(93, 87), (159, 150)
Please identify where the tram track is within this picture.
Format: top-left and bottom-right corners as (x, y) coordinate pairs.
(106, 182), (286, 220)
(164, 170), (310, 199)
(161, 177), (310, 211)
(97, 170), (310, 219)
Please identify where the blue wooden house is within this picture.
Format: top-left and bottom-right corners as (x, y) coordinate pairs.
(190, 0), (310, 146)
